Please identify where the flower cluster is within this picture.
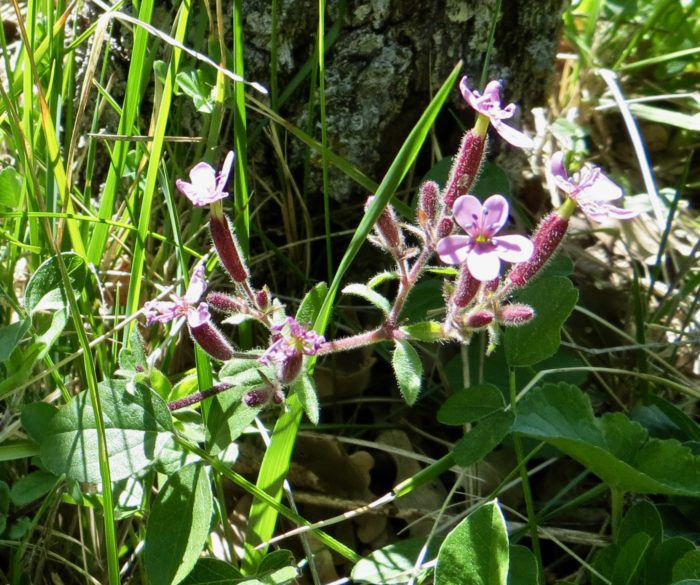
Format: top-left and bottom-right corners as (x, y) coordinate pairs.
(143, 75), (639, 414)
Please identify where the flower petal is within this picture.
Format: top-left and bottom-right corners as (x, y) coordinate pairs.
(550, 151), (569, 183)
(144, 300), (181, 324)
(216, 151), (235, 195)
(580, 201), (639, 222)
(459, 76), (483, 113)
(491, 119), (534, 149)
(188, 162), (217, 194)
(577, 167), (623, 202)
(187, 303), (211, 328)
(452, 195), (483, 233)
(481, 195), (510, 235)
(176, 179), (207, 207)
(467, 250), (502, 282)
(493, 234), (534, 263)
(436, 235), (472, 265)
(185, 263), (207, 304)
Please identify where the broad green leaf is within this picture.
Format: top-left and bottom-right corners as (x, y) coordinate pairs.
(611, 532), (653, 585)
(342, 283), (391, 315)
(10, 471), (58, 506)
(176, 69), (215, 113)
(436, 500), (509, 585)
(118, 328), (149, 374)
(438, 384), (505, 425)
(646, 537), (695, 585)
(40, 379), (174, 483)
(144, 463), (213, 585)
(0, 320), (29, 362)
(673, 551), (700, 581)
(453, 410), (515, 467)
(25, 252), (87, 315)
(401, 321), (444, 342)
(507, 545), (540, 585)
(504, 276), (578, 367)
(0, 167), (22, 207)
(351, 537), (439, 584)
(392, 340), (422, 406)
(180, 558), (243, 584)
(648, 395), (700, 442)
(367, 271), (398, 288)
(21, 402), (58, 444)
(296, 281), (328, 327)
(399, 279), (443, 323)
(208, 361), (269, 452)
(618, 501), (662, 547)
(514, 383), (700, 495)
(293, 374), (319, 425)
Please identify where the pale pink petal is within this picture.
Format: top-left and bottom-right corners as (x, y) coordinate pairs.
(481, 80), (502, 108)
(577, 168), (623, 202)
(481, 195), (510, 235)
(437, 235), (472, 265)
(144, 300), (181, 324)
(493, 234), (534, 263)
(467, 250), (502, 282)
(452, 195), (484, 233)
(216, 151), (235, 195)
(185, 263), (207, 304)
(187, 303), (211, 328)
(189, 162), (217, 194)
(491, 119), (534, 149)
(580, 201), (639, 222)
(176, 179), (206, 206)
(550, 151), (569, 183)
(459, 76), (482, 113)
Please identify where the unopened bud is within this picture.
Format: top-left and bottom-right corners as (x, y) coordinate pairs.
(210, 215), (249, 283)
(418, 181), (440, 224)
(188, 304), (235, 361)
(483, 277), (500, 296)
(465, 309), (494, 329)
(509, 213), (568, 288)
(277, 351), (304, 385)
(498, 304), (535, 325)
(451, 266), (480, 308)
(366, 196), (403, 252)
(207, 292), (246, 313)
(443, 131), (485, 209)
(437, 217), (454, 239)
(243, 386), (274, 407)
(255, 287), (270, 310)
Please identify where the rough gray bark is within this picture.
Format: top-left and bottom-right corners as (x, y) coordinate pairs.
(239, 0), (565, 199)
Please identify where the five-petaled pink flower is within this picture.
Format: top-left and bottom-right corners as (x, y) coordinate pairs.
(144, 263), (207, 327)
(176, 151), (235, 207)
(460, 77), (534, 149)
(550, 151), (638, 222)
(437, 195), (534, 282)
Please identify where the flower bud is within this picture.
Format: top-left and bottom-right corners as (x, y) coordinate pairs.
(451, 266), (480, 308)
(244, 385), (275, 407)
(255, 287), (270, 310)
(210, 215), (249, 283)
(188, 304), (235, 361)
(207, 291), (246, 313)
(465, 309), (494, 329)
(508, 212), (568, 288)
(443, 130), (485, 209)
(483, 277), (500, 296)
(498, 304), (535, 326)
(418, 181), (440, 224)
(277, 351), (303, 385)
(366, 196), (404, 252)
(437, 217), (454, 239)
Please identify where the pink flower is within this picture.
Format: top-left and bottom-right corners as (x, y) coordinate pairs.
(551, 151), (638, 222)
(437, 195), (534, 282)
(259, 317), (325, 367)
(460, 77), (533, 149)
(176, 151), (235, 207)
(144, 263), (207, 327)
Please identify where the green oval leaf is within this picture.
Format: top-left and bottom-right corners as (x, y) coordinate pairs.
(342, 283), (392, 315)
(144, 463), (213, 585)
(453, 410), (514, 467)
(180, 558), (243, 584)
(293, 373), (319, 425)
(351, 537), (440, 584)
(392, 340), (422, 406)
(514, 383), (700, 495)
(438, 384), (505, 425)
(504, 276), (578, 367)
(25, 252), (87, 316)
(436, 500), (509, 585)
(401, 321), (444, 342)
(40, 379), (174, 483)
